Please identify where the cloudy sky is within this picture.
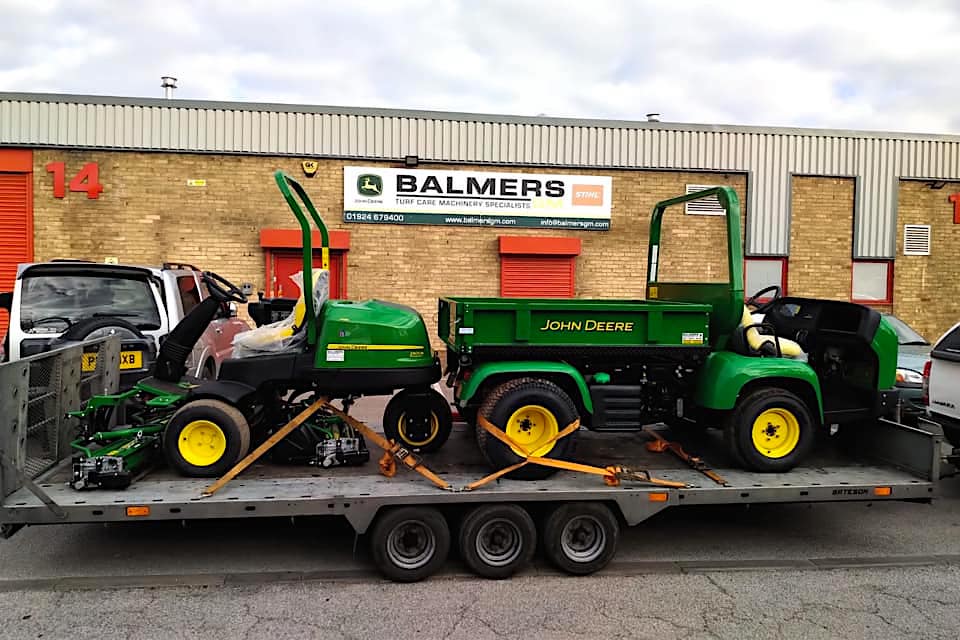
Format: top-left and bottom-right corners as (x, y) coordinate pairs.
(1, 0), (959, 133)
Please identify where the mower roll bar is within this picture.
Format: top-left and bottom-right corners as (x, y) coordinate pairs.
(273, 170), (331, 347)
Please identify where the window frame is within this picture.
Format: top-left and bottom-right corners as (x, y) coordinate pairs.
(851, 259), (894, 305)
(744, 257), (788, 301)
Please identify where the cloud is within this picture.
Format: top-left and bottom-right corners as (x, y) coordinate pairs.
(1, 0), (959, 133)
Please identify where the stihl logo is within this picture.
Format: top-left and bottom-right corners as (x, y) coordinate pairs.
(572, 184), (604, 206)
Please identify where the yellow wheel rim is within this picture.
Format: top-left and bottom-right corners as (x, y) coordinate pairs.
(751, 408), (801, 459)
(505, 405), (559, 457)
(398, 412), (440, 447)
(178, 419), (227, 467)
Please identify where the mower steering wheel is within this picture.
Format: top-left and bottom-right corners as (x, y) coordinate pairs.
(202, 271), (247, 304)
(746, 285), (782, 314)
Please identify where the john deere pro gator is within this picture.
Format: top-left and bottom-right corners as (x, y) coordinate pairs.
(69, 171), (451, 488)
(440, 187), (900, 479)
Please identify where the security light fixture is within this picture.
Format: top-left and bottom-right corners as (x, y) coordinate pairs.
(404, 155), (419, 168)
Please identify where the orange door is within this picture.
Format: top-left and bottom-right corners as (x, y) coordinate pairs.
(270, 250), (344, 299)
(500, 255), (575, 297)
(0, 171), (33, 338)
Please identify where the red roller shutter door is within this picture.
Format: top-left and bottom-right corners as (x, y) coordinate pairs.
(0, 151), (34, 340)
(499, 236), (581, 298)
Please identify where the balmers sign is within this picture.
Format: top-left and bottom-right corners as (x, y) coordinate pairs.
(343, 167), (612, 230)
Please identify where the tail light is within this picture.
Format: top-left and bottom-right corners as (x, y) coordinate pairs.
(922, 360), (931, 406)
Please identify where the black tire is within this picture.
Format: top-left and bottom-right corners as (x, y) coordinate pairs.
(163, 399), (251, 477)
(50, 316), (146, 344)
(728, 388), (816, 472)
(476, 378), (579, 481)
(382, 389), (453, 453)
(458, 504), (537, 579)
(542, 503), (619, 576)
(370, 506), (450, 582)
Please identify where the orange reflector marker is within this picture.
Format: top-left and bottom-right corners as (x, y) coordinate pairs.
(648, 492), (669, 502)
(874, 486), (892, 497)
(126, 506), (150, 517)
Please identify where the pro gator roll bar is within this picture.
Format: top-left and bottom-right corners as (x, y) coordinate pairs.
(273, 170), (331, 347)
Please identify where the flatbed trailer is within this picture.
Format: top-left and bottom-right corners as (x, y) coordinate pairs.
(0, 343), (943, 581)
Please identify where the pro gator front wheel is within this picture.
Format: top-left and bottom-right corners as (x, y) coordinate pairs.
(476, 377), (579, 481)
(382, 389), (453, 453)
(727, 388), (815, 472)
(164, 399), (251, 477)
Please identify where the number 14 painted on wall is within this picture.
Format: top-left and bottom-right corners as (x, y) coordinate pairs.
(45, 162), (104, 199)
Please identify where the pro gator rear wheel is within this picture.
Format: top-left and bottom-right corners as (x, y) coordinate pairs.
(476, 377), (579, 481)
(727, 388), (815, 472)
(164, 399), (251, 477)
(382, 389), (453, 453)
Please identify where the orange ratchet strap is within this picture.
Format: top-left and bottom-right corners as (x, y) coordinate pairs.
(323, 403), (452, 491)
(468, 416), (685, 491)
(644, 427), (728, 486)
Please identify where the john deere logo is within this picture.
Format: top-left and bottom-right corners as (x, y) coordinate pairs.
(357, 174), (383, 197)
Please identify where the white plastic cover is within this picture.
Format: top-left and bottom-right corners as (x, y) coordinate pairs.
(231, 269), (329, 358)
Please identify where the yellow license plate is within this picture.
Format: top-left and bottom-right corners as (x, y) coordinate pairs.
(81, 350), (143, 372)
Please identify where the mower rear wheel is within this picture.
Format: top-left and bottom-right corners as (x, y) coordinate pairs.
(164, 399), (251, 477)
(382, 389), (453, 453)
(476, 377), (579, 481)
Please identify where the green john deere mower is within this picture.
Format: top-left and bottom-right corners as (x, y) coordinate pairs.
(69, 171), (451, 489)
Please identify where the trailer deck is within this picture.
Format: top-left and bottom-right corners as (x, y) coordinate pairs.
(1, 417), (940, 536)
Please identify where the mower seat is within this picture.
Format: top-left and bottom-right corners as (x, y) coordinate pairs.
(738, 306), (805, 358)
(231, 269), (329, 358)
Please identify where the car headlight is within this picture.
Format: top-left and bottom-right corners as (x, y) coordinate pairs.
(896, 368), (923, 385)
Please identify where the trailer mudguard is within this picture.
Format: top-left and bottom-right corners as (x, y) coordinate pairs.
(694, 351), (824, 420)
(459, 361), (593, 413)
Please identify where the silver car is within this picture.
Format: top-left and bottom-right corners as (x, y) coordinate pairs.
(1, 261), (249, 387)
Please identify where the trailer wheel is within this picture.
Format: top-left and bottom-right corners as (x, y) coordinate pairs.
(459, 504), (537, 579)
(542, 503), (619, 575)
(163, 399), (251, 477)
(476, 378), (579, 480)
(728, 388), (815, 472)
(370, 506), (450, 582)
(382, 389), (453, 453)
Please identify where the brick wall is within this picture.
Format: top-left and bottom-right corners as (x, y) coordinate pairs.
(31, 150), (747, 349)
(788, 176), (854, 300)
(893, 180), (960, 342)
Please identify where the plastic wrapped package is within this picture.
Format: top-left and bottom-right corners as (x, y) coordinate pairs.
(232, 269), (329, 358)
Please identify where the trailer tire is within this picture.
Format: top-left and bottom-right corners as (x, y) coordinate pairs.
(728, 388), (815, 472)
(476, 378), (579, 481)
(370, 506), (450, 582)
(542, 503), (619, 575)
(163, 399), (251, 477)
(459, 504), (537, 579)
(382, 389), (453, 453)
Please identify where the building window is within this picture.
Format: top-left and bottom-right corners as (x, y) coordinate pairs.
(744, 258), (787, 298)
(852, 260), (893, 303)
(499, 236), (581, 298)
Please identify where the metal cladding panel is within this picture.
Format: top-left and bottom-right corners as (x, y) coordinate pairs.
(6, 95), (960, 257)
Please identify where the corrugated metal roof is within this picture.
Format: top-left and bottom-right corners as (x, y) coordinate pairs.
(4, 91), (960, 258)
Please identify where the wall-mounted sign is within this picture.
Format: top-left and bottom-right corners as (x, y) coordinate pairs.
(950, 193), (960, 224)
(45, 162), (103, 199)
(186, 179), (207, 187)
(343, 167), (612, 230)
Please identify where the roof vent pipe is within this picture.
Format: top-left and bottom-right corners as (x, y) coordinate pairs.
(161, 76), (178, 99)
(646, 113), (661, 122)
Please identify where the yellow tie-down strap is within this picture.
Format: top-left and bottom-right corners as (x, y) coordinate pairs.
(469, 415), (686, 492)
